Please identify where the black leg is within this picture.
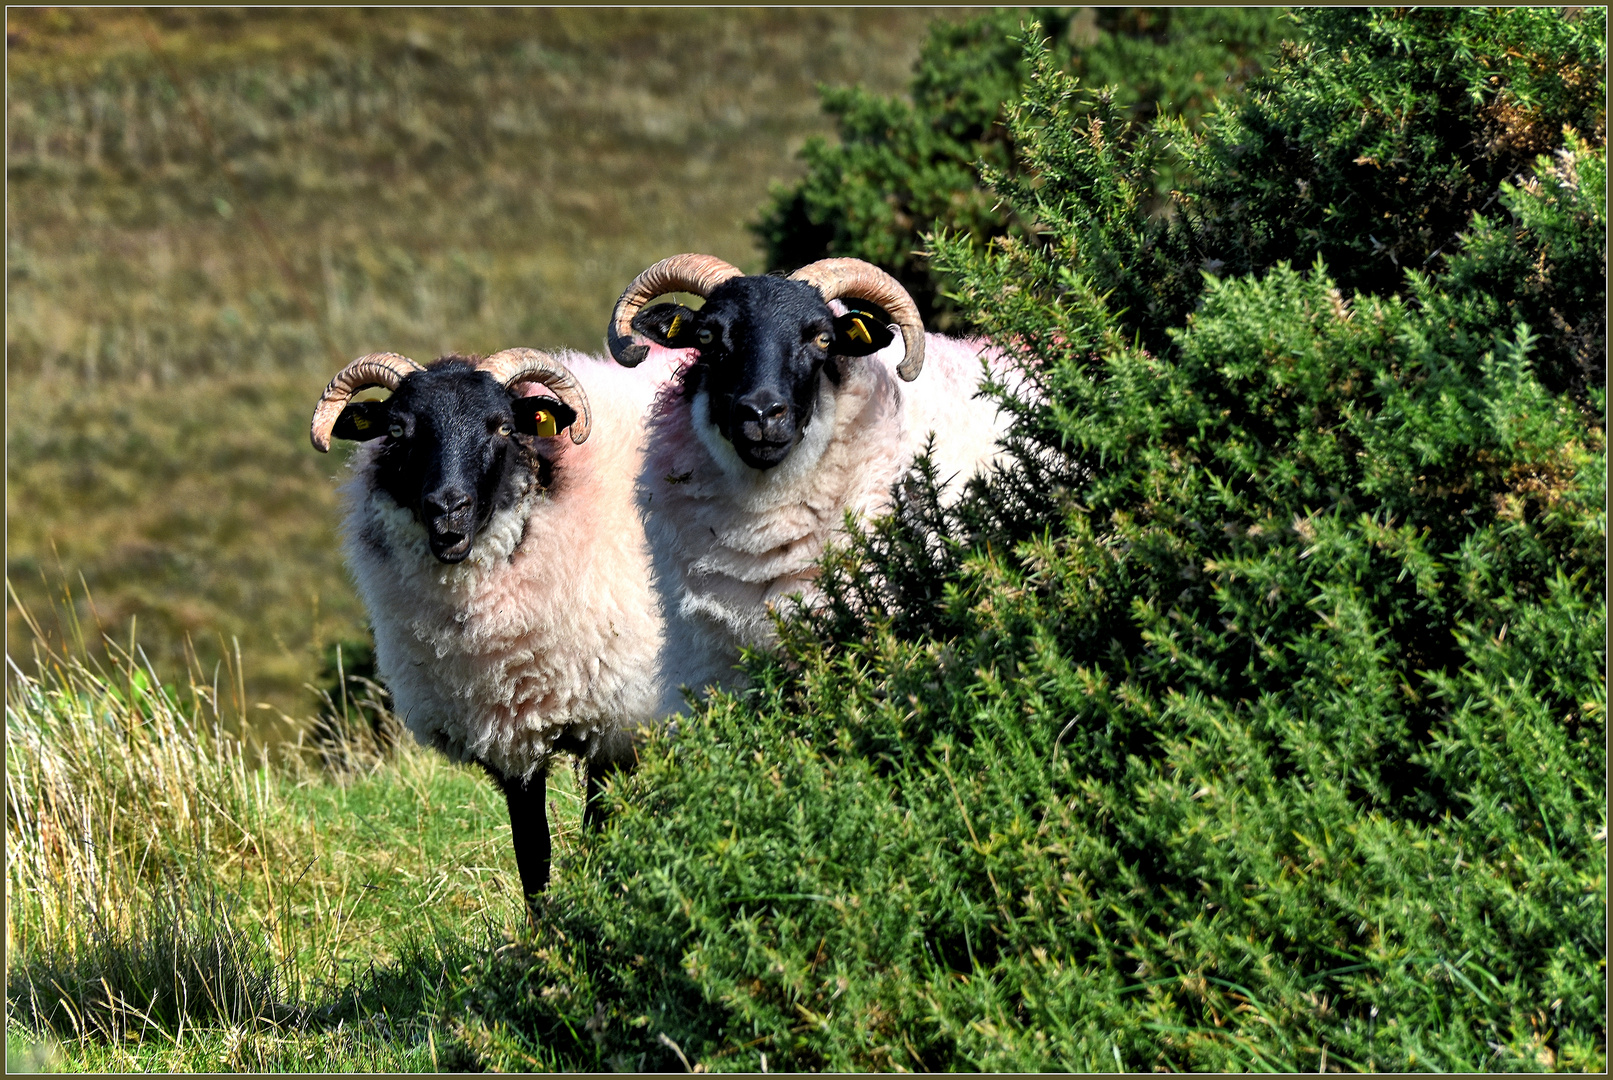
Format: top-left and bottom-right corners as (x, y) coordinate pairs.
(582, 769), (608, 831)
(583, 726), (640, 831)
(501, 767), (551, 902)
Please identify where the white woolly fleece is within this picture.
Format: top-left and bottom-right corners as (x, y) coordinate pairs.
(638, 332), (1016, 664)
(339, 349), (688, 781)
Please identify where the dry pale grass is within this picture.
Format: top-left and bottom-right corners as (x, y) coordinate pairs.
(5, 587), (583, 1068)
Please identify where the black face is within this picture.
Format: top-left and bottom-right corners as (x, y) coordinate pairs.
(630, 276), (893, 470)
(330, 357), (577, 563)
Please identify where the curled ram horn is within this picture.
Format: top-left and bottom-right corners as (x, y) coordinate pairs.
(789, 258), (926, 382)
(477, 348), (593, 444)
(606, 253), (744, 368)
(310, 351), (425, 452)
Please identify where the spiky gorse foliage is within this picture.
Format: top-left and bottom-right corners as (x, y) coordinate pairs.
(754, 7), (1287, 332)
(455, 9), (1604, 1073)
(1082, 6), (1607, 391)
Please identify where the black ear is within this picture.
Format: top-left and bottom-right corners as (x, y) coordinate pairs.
(630, 302), (699, 347)
(513, 395), (578, 438)
(833, 307), (896, 357)
(331, 400), (390, 442)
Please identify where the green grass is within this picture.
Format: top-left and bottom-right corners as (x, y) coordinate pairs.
(5, 591), (589, 1071)
(5, 7), (966, 717)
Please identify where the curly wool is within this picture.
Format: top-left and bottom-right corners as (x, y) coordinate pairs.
(340, 349), (685, 781)
(638, 332), (1014, 663)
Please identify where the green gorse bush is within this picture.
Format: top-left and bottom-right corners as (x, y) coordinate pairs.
(755, 7), (1288, 331)
(455, 8), (1605, 1072)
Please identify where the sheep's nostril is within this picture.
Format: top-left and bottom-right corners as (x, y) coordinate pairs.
(425, 489), (474, 519)
(736, 398), (788, 426)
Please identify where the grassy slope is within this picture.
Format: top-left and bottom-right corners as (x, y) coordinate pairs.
(5, 7), (965, 716)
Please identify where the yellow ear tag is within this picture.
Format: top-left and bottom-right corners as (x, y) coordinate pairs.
(352, 415), (371, 430)
(534, 410), (558, 437)
(668, 313), (683, 339)
(847, 316), (873, 345)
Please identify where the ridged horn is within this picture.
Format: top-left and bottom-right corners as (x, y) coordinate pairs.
(789, 258), (925, 381)
(477, 348), (593, 445)
(310, 352), (424, 452)
(607, 253), (744, 367)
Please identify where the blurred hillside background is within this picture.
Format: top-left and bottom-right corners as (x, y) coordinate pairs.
(5, 7), (969, 722)
(6, 6), (1282, 729)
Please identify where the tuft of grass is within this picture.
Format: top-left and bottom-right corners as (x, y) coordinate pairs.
(305, 636), (402, 778)
(3, 586), (597, 1070)
(4, 1024), (63, 1073)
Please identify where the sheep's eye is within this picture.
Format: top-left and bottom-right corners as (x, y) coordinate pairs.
(697, 328), (714, 345)
(815, 331), (834, 350)
(388, 423), (405, 438)
(498, 422), (513, 437)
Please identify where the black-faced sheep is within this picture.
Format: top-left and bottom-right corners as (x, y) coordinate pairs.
(606, 253), (1015, 660)
(310, 347), (692, 902)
